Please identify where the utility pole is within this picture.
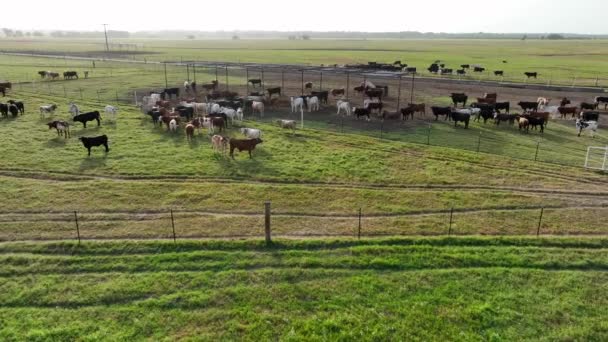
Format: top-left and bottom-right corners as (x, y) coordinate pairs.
(102, 24), (110, 52)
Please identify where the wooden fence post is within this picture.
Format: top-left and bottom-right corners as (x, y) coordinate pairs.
(358, 208), (362, 240)
(170, 209), (176, 243)
(396, 75), (402, 109)
(448, 207), (454, 235)
(537, 207), (544, 237)
(264, 201), (272, 244)
(74, 211), (81, 244)
(476, 131), (482, 153)
(534, 141), (540, 161)
(225, 65), (229, 91)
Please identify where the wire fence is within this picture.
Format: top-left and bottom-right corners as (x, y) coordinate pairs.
(1, 203), (607, 242)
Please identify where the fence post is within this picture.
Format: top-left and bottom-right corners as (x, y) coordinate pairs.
(346, 72), (350, 99)
(215, 66), (218, 82)
(96, 90), (101, 103)
(225, 65), (229, 91)
(358, 208), (362, 239)
(396, 75), (402, 109)
(170, 209), (176, 243)
(133, 90), (137, 105)
(193, 64), (196, 82)
(74, 211), (81, 245)
(115, 90), (119, 104)
(246, 68), (250, 94)
(261, 66), (265, 89)
(186, 64), (190, 81)
(448, 207), (454, 235)
(164, 63), (168, 88)
(264, 201), (272, 244)
(340, 116), (344, 133)
(380, 121), (384, 139)
(301, 70), (304, 95)
(476, 131), (482, 153)
(281, 69), (285, 89)
(410, 72), (415, 103)
(534, 141), (540, 161)
(79, 88), (83, 100)
(63, 85), (67, 98)
(427, 123), (431, 145)
(537, 207), (544, 236)
(319, 71), (323, 90)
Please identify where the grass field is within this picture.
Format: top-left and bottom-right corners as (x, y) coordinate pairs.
(0, 237), (607, 340)
(2, 38), (608, 86)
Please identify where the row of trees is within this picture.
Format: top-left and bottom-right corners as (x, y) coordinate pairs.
(1, 28), (130, 38)
(2, 28), (44, 37)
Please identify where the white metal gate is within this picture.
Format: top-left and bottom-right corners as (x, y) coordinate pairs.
(585, 146), (608, 170)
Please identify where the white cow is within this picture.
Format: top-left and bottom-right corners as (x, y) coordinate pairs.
(307, 96), (320, 112)
(220, 107), (237, 125)
(192, 102), (208, 115)
(236, 108), (244, 121)
(241, 127), (262, 139)
(291, 97), (304, 114)
(39, 104), (58, 117)
(68, 102), (80, 117)
(576, 119), (598, 137)
(337, 100), (351, 116)
(169, 119), (178, 132)
(104, 105), (118, 121)
(252, 101), (264, 117)
(276, 119), (296, 133)
(207, 103), (220, 115)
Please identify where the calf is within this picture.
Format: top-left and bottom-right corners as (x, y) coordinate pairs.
(39, 104), (58, 117)
(73, 111), (101, 128)
(47, 120), (70, 138)
(8, 104), (18, 117)
(211, 135), (229, 154)
(460, 64), (470, 69)
(146, 110), (162, 126)
(456, 69), (466, 75)
(473, 67), (485, 72)
(276, 119), (297, 133)
(104, 105), (118, 120)
(79, 135), (109, 156)
(352, 107), (371, 121)
(307, 96), (320, 112)
(518, 117), (529, 132)
(431, 106), (451, 121)
(229, 138), (263, 159)
(185, 123), (195, 140)
(450, 112), (470, 128)
(522, 115), (545, 133)
(241, 127), (262, 139)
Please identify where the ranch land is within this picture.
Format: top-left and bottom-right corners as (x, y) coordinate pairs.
(0, 37), (607, 339)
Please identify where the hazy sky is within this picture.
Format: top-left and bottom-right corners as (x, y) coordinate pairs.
(4, 0), (607, 34)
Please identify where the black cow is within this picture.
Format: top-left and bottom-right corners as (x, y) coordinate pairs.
(431, 106), (451, 121)
(73, 111), (101, 128)
(427, 63), (440, 73)
(494, 102), (510, 113)
(581, 111), (600, 121)
(176, 106), (194, 121)
(162, 87), (180, 100)
(146, 110), (162, 126)
(406, 67), (417, 73)
(450, 112), (470, 128)
(457, 69), (466, 75)
(596, 96), (608, 110)
(63, 71), (78, 80)
(518, 101), (539, 112)
(440, 68), (453, 75)
(248, 79), (262, 87)
(460, 64), (470, 69)
(494, 70), (504, 76)
(79, 135), (109, 156)
(472, 103), (495, 123)
(400, 107), (415, 121)
(353, 107), (371, 121)
(581, 102), (598, 110)
(267, 87), (282, 98)
(365, 102), (383, 114)
(310, 91), (329, 104)
(7, 100), (24, 114)
(8, 104), (19, 117)
(0, 103), (7, 117)
(304, 82), (313, 89)
(524, 72), (538, 79)
(494, 113), (517, 126)
(474, 67), (485, 72)
(208, 112), (229, 127)
(451, 93), (468, 107)
(525, 116), (545, 133)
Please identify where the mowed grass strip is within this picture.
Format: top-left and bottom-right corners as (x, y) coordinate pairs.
(0, 238), (606, 340)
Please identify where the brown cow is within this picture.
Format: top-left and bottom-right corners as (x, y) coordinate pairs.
(185, 123), (195, 141)
(407, 103), (426, 116)
(229, 138), (263, 159)
(331, 88), (345, 97)
(558, 106), (578, 119)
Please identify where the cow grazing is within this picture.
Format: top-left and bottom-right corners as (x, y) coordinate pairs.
(240, 128), (261, 140)
(39, 104), (58, 117)
(518, 117), (529, 132)
(451, 93), (468, 107)
(524, 72), (538, 79)
(473, 67), (485, 72)
(558, 106), (578, 119)
(310, 91), (329, 104)
(352, 107), (371, 121)
(73, 111), (101, 128)
(494, 70), (504, 76)
(576, 119), (598, 137)
(229, 138), (263, 159)
(493, 113), (517, 126)
(47, 120), (70, 138)
(79, 135), (109, 156)
(595, 96), (608, 110)
(581, 102), (598, 111)
(276, 119), (297, 133)
(331, 88), (345, 97)
(185, 123), (195, 140)
(104, 105), (118, 121)
(7, 100), (24, 114)
(450, 112), (470, 128)
(518, 101), (539, 113)
(337, 100), (351, 116)
(494, 102), (510, 113)
(38, 71), (48, 78)
(267, 87), (281, 98)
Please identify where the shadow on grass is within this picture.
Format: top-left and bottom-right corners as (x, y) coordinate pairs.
(79, 153), (108, 170)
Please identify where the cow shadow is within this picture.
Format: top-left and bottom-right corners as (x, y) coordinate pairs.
(79, 153), (108, 171)
(44, 137), (69, 147)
